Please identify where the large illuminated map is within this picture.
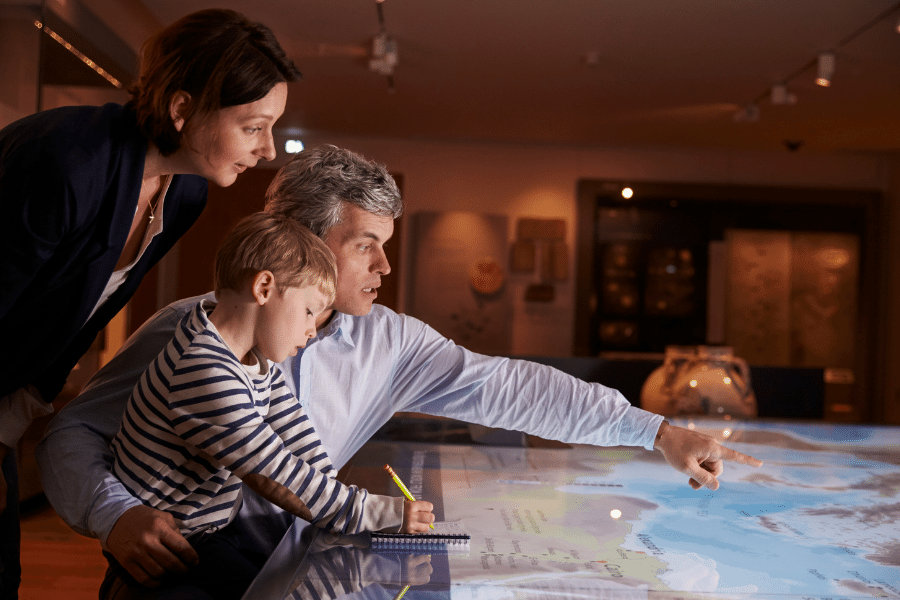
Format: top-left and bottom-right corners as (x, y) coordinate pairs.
(429, 420), (900, 600)
(247, 420), (900, 600)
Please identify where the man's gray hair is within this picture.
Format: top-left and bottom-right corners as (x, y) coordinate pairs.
(264, 145), (403, 239)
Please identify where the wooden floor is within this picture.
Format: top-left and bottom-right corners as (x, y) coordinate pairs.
(19, 495), (107, 600)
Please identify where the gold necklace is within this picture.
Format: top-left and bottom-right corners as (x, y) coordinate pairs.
(147, 195), (159, 223)
(147, 178), (162, 223)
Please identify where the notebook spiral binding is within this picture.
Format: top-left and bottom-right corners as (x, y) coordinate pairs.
(370, 535), (470, 553)
(371, 533), (469, 548)
(370, 521), (471, 552)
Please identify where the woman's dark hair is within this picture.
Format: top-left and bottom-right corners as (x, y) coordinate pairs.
(128, 9), (302, 155)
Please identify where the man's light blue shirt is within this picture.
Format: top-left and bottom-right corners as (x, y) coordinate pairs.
(36, 293), (662, 546)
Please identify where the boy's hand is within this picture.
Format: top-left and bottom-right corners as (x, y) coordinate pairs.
(401, 554), (433, 586)
(400, 499), (434, 533)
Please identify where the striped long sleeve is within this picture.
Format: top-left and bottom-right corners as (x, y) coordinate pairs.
(111, 301), (402, 535)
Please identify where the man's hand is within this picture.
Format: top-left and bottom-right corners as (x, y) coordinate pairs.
(654, 421), (762, 490)
(400, 500), (434, 533)
(106, 505), (198, 586)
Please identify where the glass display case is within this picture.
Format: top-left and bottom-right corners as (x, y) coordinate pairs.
(575, 180), (882, 422)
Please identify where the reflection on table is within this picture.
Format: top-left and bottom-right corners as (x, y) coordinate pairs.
(242, 419), (900, 600)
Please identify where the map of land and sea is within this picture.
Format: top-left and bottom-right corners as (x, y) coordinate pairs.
(248, 420), (900, 600)
(431, 419), (900, 600)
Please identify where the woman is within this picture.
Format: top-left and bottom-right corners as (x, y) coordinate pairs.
(0, 9), (301, 597)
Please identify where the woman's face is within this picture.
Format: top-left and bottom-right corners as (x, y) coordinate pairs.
(180, 82), (288, 187)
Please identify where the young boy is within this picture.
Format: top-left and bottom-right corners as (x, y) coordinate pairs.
(108, 213), (433, 596)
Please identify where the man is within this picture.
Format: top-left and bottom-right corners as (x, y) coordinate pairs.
(36, 145), (761, 596)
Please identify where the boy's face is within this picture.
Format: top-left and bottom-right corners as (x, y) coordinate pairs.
(257, 283), (330, 364)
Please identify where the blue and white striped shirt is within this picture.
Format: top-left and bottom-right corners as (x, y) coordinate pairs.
(110, 300), (401, 536)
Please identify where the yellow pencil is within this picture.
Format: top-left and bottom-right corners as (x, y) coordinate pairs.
(392, 584), (410, 600)
(384, 464), (435, 529)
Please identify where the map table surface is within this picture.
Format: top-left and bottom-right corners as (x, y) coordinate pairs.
(242, 418), (900, 600)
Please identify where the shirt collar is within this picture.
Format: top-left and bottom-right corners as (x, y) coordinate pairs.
(313, 311), (355, 348)
(194, 298), (217, 331)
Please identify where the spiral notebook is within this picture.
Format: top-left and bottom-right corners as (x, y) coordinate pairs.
(370, 520), (470, 552)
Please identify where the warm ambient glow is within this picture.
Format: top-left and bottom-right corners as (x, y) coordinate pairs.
(621, 187), (634, 199)
(34, 20), (122, 88)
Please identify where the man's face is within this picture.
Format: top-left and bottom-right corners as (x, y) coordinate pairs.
(322, 203), (394, 319)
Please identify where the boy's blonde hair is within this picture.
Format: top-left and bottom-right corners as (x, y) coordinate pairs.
(214, 212), (336, 303)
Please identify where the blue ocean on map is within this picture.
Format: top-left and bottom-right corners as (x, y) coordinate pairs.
(598, 436), (900, 598)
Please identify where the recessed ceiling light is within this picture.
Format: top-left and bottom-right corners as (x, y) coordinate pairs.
(285, 140), (304, 153)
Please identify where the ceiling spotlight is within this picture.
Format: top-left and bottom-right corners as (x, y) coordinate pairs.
(369, 31), (398, 76)
(816, 51), (835, 87)
(770, 83), (797, 105)
(582, 50), (601, 67)
(285, 140), (304, 154)
(732, 104), (760, 123)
